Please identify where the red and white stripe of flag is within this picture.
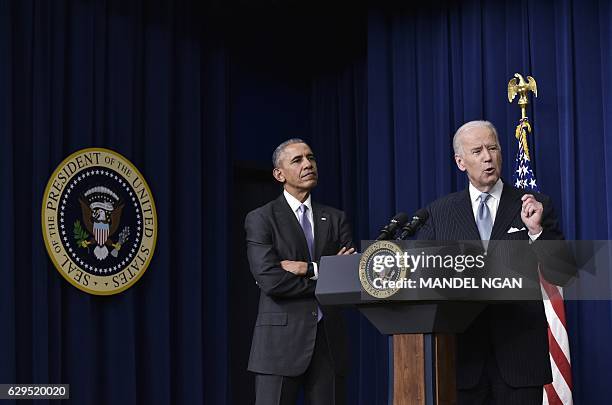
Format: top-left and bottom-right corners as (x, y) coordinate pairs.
(540, 275), (573, 405)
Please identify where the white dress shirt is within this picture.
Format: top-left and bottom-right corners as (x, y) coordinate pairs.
(468, 178), (541, 241)
(469, 178), (503, 224)
(283, 190), (319, 279)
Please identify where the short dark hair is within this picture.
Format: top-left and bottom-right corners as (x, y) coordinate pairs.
(272, 138), (307, 168)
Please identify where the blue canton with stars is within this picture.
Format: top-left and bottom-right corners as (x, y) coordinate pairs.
(512, 138), (540, 193)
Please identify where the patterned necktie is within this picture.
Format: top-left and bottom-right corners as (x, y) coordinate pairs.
(477, 193), (493, 249)
(298, 204), (322, 322)
(298, 204), (315, 260)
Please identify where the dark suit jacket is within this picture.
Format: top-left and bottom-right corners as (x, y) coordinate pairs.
(245, 194), (354, 377)
(417, 183), (575, 389)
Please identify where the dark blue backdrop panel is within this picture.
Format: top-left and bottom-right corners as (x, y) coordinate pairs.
(368, 1), (612, 403)
(311, 61), (391, 405)
(0, 1), (229, 404)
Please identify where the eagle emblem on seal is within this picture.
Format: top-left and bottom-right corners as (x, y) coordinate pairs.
(74, 186), (130, 261)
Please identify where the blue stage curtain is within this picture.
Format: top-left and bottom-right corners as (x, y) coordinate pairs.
(0, 1), (230, 404)
(367, 0), (612, 403)
(311, 59), (392, 404)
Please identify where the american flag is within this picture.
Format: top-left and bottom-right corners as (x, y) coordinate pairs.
(512, 124), (573, 405)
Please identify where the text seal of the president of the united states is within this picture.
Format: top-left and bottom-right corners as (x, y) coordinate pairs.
(42, 148), (157, 295)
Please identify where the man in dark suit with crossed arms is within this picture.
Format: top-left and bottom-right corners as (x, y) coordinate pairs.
(417, 120), (575, 405)
(245, 139), (355, 405)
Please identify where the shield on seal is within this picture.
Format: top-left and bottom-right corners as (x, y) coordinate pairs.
(94, 223), (110, 246)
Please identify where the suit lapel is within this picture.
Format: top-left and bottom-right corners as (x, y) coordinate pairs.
(490, 184), (522, 241)
(312, 203), (329, 261)
(273, 194), (311, 259)
(454, 190), (481, 240)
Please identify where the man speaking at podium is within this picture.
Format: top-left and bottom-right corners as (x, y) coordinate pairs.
(244, 139), (354, 405)
(417, 121), (575, 405)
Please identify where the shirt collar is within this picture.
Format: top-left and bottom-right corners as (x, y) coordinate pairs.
(283, 189), (312, 213)
(469, 178), (503, 203)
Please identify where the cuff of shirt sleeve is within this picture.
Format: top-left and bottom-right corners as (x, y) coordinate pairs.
(528, 229), (543, 243)
(309, 262), (318, 280)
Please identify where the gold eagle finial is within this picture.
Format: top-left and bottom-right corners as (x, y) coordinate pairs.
(508, 73), (537, 119)
(508, 73), (537, 160)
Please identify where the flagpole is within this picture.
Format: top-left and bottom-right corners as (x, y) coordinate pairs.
(507, 73), (574, 405)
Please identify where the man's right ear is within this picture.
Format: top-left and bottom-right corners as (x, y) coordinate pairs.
(454, 154), (466, 172)
(273, 167), (285, 183)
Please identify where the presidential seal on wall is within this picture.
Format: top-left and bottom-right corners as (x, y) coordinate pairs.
(42, 148), (157, 295)
(359, 241), (407, 299)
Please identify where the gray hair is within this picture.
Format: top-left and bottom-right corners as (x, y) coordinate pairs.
(453, 120), (500, 156)
(272, 138), (307, 168)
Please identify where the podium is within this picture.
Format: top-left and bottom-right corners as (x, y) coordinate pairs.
(316, 254), (485, 405)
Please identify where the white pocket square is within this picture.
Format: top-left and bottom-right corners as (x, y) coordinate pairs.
(507, 226), (526, 234)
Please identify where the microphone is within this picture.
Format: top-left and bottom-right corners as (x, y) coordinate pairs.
(398, 209), (429, 240)
(376, 212), (409, 240)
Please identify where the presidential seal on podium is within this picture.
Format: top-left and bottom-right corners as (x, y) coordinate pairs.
(359, 240), (408, 299)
